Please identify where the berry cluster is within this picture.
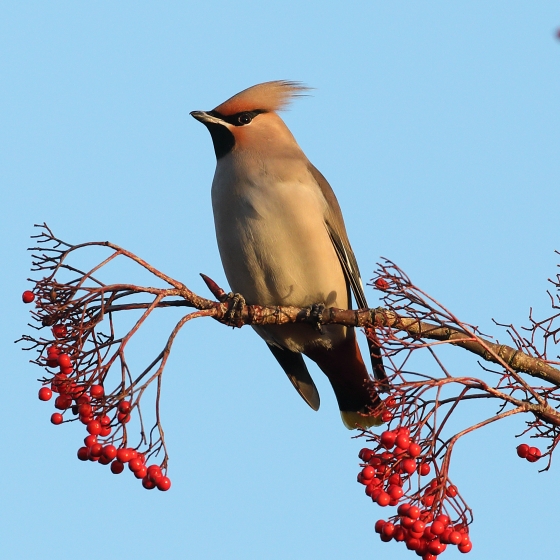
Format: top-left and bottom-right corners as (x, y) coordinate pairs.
(25, 287), (171, 491)
(357, 425), (471, 558)
(516, 443), (542, 463)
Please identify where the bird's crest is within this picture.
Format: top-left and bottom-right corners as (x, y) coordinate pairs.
(213, 80), (310, 116)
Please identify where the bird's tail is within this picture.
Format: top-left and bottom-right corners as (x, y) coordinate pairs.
(305, 329), (383, 429)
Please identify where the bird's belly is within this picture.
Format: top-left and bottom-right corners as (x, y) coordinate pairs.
(212, 177), (349, 352)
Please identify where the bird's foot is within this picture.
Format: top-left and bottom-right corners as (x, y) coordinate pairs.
(223, 292), (246, 328)
(306, 303), (325, 333)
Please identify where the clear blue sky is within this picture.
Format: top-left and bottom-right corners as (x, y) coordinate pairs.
(2, 2), (559, 559)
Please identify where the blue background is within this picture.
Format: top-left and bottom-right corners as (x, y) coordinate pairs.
(1, 2), (559, 558)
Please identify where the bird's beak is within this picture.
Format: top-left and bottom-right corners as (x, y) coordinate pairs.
(190, 110), (224, 126)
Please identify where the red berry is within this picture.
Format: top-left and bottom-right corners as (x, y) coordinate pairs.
(381, 410), (393, 423)
(99, 426), (112, 437)
(394, 526), (406, 542)
(156, 476), (171, 491)
(412, 520), (425, 533)
(435, 514), (450, 527)
(401, 458), (417, 474)
(97, 414), (111, 426)
(98, 455), (112, 465)
(408, 442), (421, 457)
(376, 491), (391, 507)
(86, 420), (102, 435)
(395, 434), (410, 450)
(78, 403), (93, 416)
(118, 400), (132, 414)
(388, 473), (403, 486)
(38, 387), (52, 401)
(84, 434), (97, 447)
(129, 458), (144, 472)
(381, 522), (395, 538)
(446, 485), (458, 498)
(359, 448), (373, 461)
(54, 394), (72, 410)
(52, 325), (67, 339)
(375, 278), (389, 290)
(516, 443), (529, 458)
(134, 465), (148, 479)
(142, 477), (156, 490)
(110, 460), (125, 474)
(51, 412), (63, 425)
(117, 412), (131, 423)
(57, 354), (72, 368)
(102, 445), (117, 460)
(22, 290), (35, 303)
(406, 537), (420, 551)
(77, 447), (89, 461)
(397, 503), (411, 516)
(374, 519), (386, 534)
(418, 462), (431, 476)
(430, 521), (445, 535)
(90, 385), (104, 398)
(380, 430), (397, 449)
(361, 466), (375, 480)
(428, 539), (446, 555)
(407, 505), (420, 520)
(388, 485), (404, 500)
(449, 531), (463, 545)
(147, 465), (163, 481)
(526, 447), (542, 462)
(116, 448), (133, 463)
(89, 443), (103, 458)
(458, 540), (473, 553)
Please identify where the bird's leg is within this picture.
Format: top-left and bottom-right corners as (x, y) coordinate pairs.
(307, 302), (325, 333)
(223, 292), (246, 328)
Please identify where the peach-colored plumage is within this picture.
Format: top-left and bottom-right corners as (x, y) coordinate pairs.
(212, 80), (310, 116)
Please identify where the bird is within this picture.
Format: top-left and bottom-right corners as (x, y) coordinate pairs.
(191, 80), (383, 429)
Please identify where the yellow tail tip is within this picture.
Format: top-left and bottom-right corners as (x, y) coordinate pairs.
(340, 410), (384, 430)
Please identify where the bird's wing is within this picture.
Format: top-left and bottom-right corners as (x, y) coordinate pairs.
(307, 163), (386, 381)
(266, 342), (320, 410)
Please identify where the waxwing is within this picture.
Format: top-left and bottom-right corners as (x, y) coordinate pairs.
(191, 80), (383, 428)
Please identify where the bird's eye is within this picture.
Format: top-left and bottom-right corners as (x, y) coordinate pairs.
(238, 113), (253, 125)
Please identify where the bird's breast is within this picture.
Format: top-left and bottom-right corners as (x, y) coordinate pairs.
(211, 157), (348, 313)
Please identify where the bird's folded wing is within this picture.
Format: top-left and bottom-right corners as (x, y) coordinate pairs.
(266, 342), (321, 411)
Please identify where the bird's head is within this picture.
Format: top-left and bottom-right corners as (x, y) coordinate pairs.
(191, 80), (310, 160)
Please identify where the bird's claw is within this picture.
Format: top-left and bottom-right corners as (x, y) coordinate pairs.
(307, 303), (325, 333)
(223, 292), (246, 327)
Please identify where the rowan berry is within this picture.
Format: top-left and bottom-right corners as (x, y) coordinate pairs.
(381, 410), (393, 423)
(375, 278), (389, 290)
(22, 290), (35, 303)
(446, 485), (458, 497)
(359, 448), (373, 461)
(397, 503), (411, 516)
(118, 400), (132, 413)
(89, 443), (103, 458)
(388, 473), (402, 486)
(90, 385), (104, 399)
(361, 466), (375, 480)
(147, 465), (163, 481)
(401, 458), (417, 474)
(449, 531), (463, 545)
(129, 458), (144, 472)
(116, 448), (133, 463)
(77, 447), (89, 461)
(388, 485), (404, 500)
(98, 455), (112, 465)
(38, 387), (52, 401)
(407, 505), (420, 520)
(142, 477), (156, 490)
(102, 445), (117, 460)
(55, 395), (72, 410)
(381, 522), (395, 538)
(458, 540), (472, 553)
(435, 514), (450, 527)
(86, 420), (102, 435)
(408, 442), (421, 457)
(52, 325), (67, 339)
(134, 466), (148, 479)
(406, 537), (420, 551)
(374, 519), (386, 534)
(84, 434), (97, 447)
(395, 434), (410, 450)
(394, 526), (406, 542)
(430, 521), (445, 535)
(57, 354), (72, 368)
(516, 443), (529, 458)
(156, 476), (171, 491)
(380, 431), (397, 449)
(526, 447), (541, 462)
(51, 413), (63, 425)
(418, 462), (431, 476)
(100, 426), (112, 437)
(117, 412), (131, 423)
(78, 403), (93, 416)
(110, 460), (125, 474)
(376, 491), (391, 507)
